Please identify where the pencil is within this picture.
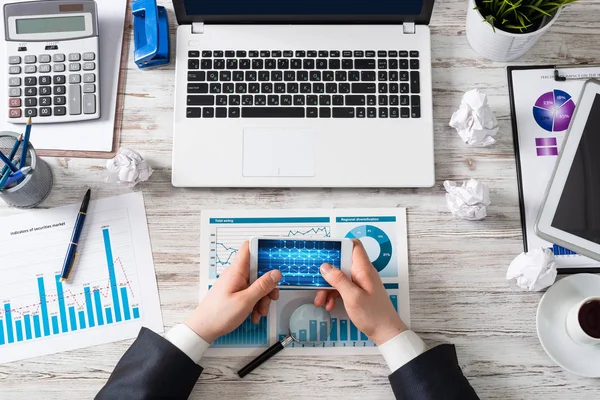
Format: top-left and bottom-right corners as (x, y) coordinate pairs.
(0, 134), (22, 177)
(19, 117), (32, 169)
(0, 149), (18, 173)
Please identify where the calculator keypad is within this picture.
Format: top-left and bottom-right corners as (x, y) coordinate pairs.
(7, 51), (98, 119)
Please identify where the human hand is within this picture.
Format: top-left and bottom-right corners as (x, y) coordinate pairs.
(314, 239), (407, 345)
(184, 241), (282, 343)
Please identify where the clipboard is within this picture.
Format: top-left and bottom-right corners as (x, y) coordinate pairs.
(507, 64), (600, 274)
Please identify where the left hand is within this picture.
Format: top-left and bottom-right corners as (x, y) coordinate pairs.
(184, 241), (282, 343)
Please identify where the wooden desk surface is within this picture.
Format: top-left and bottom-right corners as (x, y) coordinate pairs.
(1, 0), (600, 398)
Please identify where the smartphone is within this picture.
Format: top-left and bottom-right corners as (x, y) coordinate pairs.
(249, 237), (353, 289)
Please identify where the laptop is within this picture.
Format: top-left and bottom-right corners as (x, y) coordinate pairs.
(171, 0), (436, 188)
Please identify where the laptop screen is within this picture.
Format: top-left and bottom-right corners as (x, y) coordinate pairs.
(182, 0), (424, 16)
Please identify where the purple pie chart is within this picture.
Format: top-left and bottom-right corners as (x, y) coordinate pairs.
(533, 90), (576, 132)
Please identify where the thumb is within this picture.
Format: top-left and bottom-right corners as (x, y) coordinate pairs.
(320, 263), (359, 299)
(244, 270), (282, 304)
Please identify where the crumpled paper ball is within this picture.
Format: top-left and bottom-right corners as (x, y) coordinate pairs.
(449, 89), (499, 147)
(106, 147), (153, 187)
(506, 248), (558, 291)
(444, 179), (491, 221)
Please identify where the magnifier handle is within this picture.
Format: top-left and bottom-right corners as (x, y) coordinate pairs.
(238, 336), (293, 378)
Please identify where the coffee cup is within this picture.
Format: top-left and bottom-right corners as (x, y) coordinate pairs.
(565, 297), (600, 345)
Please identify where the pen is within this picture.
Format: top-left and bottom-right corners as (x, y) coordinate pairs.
(2, 167), (32, 188)
(19, 117), (32, 170)
(0, 134), (22, 177)
(60, 189), (92, 282)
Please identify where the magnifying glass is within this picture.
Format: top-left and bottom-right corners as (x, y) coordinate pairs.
(238, 303), (331, 378)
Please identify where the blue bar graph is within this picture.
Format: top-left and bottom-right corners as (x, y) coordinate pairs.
(78, 310), (86, 329)
(51, 316), (59, 334)
(105, 308), (113, 324)
(350, 321), (358, 341)
(360, 332), (368, 341)
(0, 226), (144, 348)
(4, 303), (14, 343)
(24, 315), (32, 340)
(299, 329), (307, 342)
(69, 307), (78, 332)
(103, 228), (122, 322)
(390, 295), (398, 312)
(309, 320), (317, 342)
(93, 290), (104, 326)
(120, 287), (131, 320)
(33, 315), (41, 338)
(84, 287), (95, 328)
(15, 320), (23, 342)
(330, 318), (338, 341)
(340, 319), (348, 341)
(213, 315), (268, 347)
(55, 275), (69, 333)
(37, 277), (50, 336)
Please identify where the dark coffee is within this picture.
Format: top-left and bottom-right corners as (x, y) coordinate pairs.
(578, 299), (600, 339)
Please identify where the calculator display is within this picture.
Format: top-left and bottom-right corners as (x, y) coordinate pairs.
(15, 16), (86, 35)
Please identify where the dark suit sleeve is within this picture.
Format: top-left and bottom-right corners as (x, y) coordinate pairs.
(388, 344), (479, 400)
(96, 327), (203, 400)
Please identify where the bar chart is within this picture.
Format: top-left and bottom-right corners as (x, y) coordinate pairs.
(0, 193), (163, 364)
(0, 228), (140, 347)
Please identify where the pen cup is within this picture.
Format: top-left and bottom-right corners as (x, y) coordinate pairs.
(0, 131), (53, 208)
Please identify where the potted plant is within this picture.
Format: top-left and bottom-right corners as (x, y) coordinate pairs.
(466, 0), (579, 62)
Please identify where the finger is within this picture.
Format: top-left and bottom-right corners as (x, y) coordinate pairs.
(251, 309), (261, 324)
(243, 269), (282, 304)
(229, 241), (251, 281)
(325, 291), (341, 312)
(268, 288), (280, 301)
(319, 263), (360, 299)
(350, 239), (381, 291)
(314, 290), (329, 307)
(255, 295), (271, 317)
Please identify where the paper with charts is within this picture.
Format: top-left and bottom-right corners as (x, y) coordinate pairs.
(0, 192), (162, 364)
(200, 209), (409, 355)
(510, 66), (600, 269)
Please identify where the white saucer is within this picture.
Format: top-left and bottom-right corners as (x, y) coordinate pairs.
(536, 273), (600, 377)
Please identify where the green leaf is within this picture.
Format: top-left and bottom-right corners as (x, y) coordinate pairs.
(523, 5), (552, 16)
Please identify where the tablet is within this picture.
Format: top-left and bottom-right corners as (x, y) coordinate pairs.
(535, 79), (600, 262)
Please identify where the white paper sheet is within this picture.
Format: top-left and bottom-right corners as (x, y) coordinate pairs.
(0, 192), (163, 364)
(0, 0), (127, 152)
(510, 67), (600, 269)
(200, 209), (410, 356)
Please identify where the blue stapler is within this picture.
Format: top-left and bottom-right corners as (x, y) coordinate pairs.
(132, 0), (169, 69)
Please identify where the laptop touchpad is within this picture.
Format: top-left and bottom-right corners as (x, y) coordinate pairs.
(243, 128), (316, 177)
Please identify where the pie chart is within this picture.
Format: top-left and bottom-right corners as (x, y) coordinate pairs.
(532, 89), (576, 132)
(345, 225), (392, 272)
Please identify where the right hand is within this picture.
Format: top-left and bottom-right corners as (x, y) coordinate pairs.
(314, 239), (407, 345)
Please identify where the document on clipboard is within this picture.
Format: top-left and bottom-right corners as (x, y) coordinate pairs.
(508, 65), (600, 273)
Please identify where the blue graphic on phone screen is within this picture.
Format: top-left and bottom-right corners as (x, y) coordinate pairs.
(257, 239), (341, 287)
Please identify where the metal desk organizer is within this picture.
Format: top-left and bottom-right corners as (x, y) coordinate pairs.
(0, 131), (53, 208)
(132, 0), (170, 69)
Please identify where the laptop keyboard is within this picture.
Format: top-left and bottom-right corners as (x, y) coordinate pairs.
(185, 50), (421, 119)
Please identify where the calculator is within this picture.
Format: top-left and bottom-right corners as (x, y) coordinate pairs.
(4, 0), (100, 124)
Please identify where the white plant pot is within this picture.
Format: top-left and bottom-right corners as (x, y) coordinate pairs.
(465, 0), (561, 62)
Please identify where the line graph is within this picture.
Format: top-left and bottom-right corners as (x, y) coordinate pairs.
(210, 224), (331, 276)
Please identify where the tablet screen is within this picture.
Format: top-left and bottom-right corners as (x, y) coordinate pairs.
(551, 94), (600, 245)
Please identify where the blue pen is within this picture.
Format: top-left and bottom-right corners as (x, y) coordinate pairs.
(3, 167), (32, 188)
(19, 117), (32, 169)
(60, 189), (92, 282)
(0, 134), (22, 177)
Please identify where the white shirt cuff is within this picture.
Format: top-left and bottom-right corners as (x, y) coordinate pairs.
(164, 324), (211, 365)
(378, 330), (428, 373)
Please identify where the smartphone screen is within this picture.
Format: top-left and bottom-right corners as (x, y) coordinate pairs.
(257, 239), (342, 287)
